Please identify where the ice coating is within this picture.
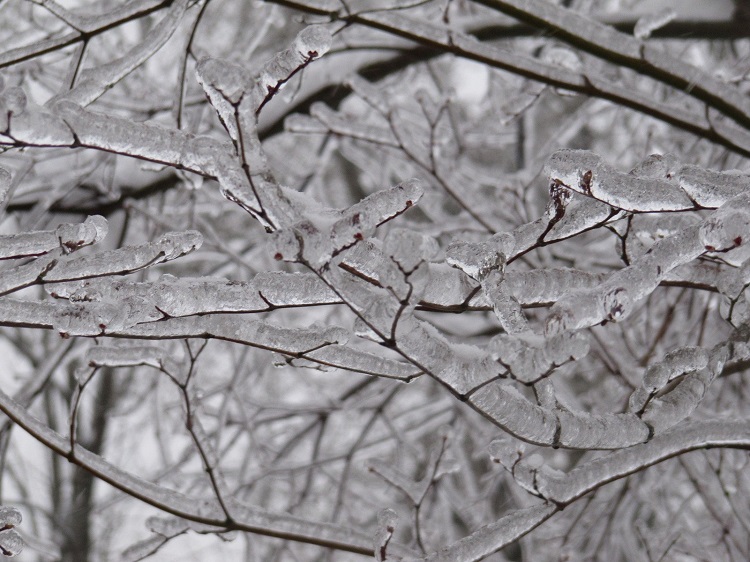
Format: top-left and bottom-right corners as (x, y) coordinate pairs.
(545, 220), (708, 335)
(6, 104), (75, 145)
(196, 57), (253, 140)
(471, 381), (649, 448)
(629, 152), (682, 179)
(546, 149), (694, 211)
(395, 318), (499, 396)
(156, 230), (203, 260)
(633, 8), (676, 40)
(42, 231), (202, 283)
(0, 506), (23, 556)
(252, 25), (333, 112)
(50, 0), (188, 106)
(0, 527), (24, 557)
(271, 179), (422, 269)
(548, 149), (750, 213)
(678, 166), (750, 208)
(699, 193), (750, 252)
(404, 504), (557, 562)
(0, 167), (10, 213)
(446, 234), (511, 282)
(483, 271), (529, 334)
(490, 331), (589, 383)
(293, 25), (332, 60)
(56, 215), (108, 253)
(384, 228), (439, 272)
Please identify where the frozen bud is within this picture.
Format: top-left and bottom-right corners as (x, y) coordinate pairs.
(699, 211), (750, 252)
(293, 25), (332, 60)
(446, 239), (505, 281)
(269, 228), (301, 263)
(157, 231), (203, 260)
(57, 215), (108, 253)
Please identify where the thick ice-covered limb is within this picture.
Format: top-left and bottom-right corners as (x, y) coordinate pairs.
(252, 25), (332, 113)
(533, 420), (750, 504)
(501, 269), (607, 306)
(49, 102), (264, 219)
(41, 231), (202, 283)
(629, 346), (711, 413)
(395, 316), (500, 396)
(545, 224), (705, 334)
(546, 190), (750, 334)
(546, 150), (750, 211)
(483, 271), (528, 334)
(2, 98), (76, 146)
(195, 57), (253, 141)
(85, 345), (179, 371)
(0, 215), (107, 259)
(546, 150), (694, 212)
(445, 234), (512, 282)
(47, 272), (339, 315)
(471, 382), (650, 448)
(638, 346), (730, 433)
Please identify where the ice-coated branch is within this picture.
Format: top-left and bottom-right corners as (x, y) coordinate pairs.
(49, 0), (189, 106)
(489, 331), (589, 384)
(637, 345), (730, 433)
(471, 381), (650, 449)
(0, 215), (107, 259)
(546, 200), (750, 334)
(0, 0), (175, 69)
(545, 149), (750, 212)
(270, 178), (423, 269)
(195, 24), (332, 229)
(0, 506), (24, 558)
(268, 0), (750, 157)
(0, 388), (417, 557)
(511, 419), (750, 505)
(46, 272), (340, 315)
(43, 230), (202, 282)
(403, 504), (557, 562)
(474, 0), (750, 130)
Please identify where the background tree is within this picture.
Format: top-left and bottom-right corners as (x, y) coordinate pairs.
(2, 0), (750, 560)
